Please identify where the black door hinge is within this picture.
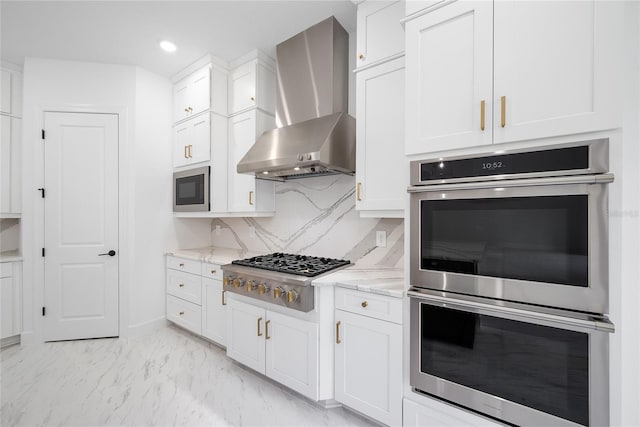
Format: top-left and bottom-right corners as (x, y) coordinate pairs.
(38, 188), (45, 198)
(42, 129), (45, 140)
(42, 248), (45, 257)
(42, 307), (46, 316)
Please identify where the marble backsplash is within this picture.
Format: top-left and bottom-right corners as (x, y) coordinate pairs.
(0, 219), (20, 253)
(209, 175), (404, 268)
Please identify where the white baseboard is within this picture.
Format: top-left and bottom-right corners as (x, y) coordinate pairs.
(127, 316), (168, 338)
(1, 334), (21, 348)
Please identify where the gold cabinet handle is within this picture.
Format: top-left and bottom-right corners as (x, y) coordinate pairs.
(358, 53), (364, 60)
(249, 191), (254, 206)
(480, 100), (486, 131)
(356, 182), (362, 201)
(179, 283), (184, 288)
(211, 269), (216, 274)
(188, 144), (193, 158)
(257, 317), (263, 336)
(361, 301), (368, 308)
(184, 107), (189, 113)
(250, 96), (255, 102)
(179, 311), (185, 316)
(179, 263), (184, 267)
(265, 320), (271, 340)
(184, 145), (188, 159)
(221, 290), (226, 306)
(188, 106), (193, 113)
(501, 96), (506, 128)
(336, 321), (341, 344)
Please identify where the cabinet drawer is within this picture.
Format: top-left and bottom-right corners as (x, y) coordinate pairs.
(167, 295), (202, 335)
(202, 262), (223, 281)
(167, 269), (202, 305)
(0, 262), (12, 278)
(166, 256), (201, 275)
(335, 287), (402, 324)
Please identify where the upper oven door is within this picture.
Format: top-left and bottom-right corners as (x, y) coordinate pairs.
(173, 166), (210, 212)
(409, 177), (610, 313)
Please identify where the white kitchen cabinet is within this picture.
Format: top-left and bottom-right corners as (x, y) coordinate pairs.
(403, 397), (505, 427)
(202, 276), (226, 346)
(355, 57), (405, 216)
(1, 116), (21, 215)
(226, 297), (320, 400)
(405, 0), (447, 17)
(227, 54), (275, 116)
(227, 110), (275, 214)
(0, 261), (22, 346)
(173, 65), (211, 123)
(405, 0), (623, 156)
(356, 0), (405, 68)
(1, 67), (22, 116)
(173, 113), (211, 168)
(334, 288), (402, 426)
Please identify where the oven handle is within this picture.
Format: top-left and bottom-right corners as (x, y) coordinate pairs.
(407, 173), (614, 193)
(407, 289), (614, 333)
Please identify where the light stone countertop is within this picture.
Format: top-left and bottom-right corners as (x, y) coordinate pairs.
(0, 250), (23, 262)
(165, 247), (262, 266)
(312, 265), (405, 298)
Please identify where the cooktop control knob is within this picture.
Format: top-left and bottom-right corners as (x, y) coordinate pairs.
(258, 283), (270, 295)
(233, 278), (245, 288)
(273, 287), (284, 299)
(286, 290), (299, 303)
(246, 280), (257, 292)
(223, 276), (232, 286)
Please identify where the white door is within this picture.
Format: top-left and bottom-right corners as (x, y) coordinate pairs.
(225, 297), (265, 374)
(43, 112), (119, 342)
(265, 310), (318, 400)
(405, 1), (493, 155)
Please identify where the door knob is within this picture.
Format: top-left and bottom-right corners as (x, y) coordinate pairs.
(98, 250), (116, 256)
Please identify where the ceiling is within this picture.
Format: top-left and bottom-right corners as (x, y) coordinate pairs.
(1, 0), (357, 78)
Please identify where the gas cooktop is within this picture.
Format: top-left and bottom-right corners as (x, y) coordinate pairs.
(231, 252), (350, 277)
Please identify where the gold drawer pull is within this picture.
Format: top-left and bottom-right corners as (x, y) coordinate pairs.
(179, 283), (184, 288)
(257, 317), (263, 336)
(356, 182), (362, 201)
(179, 311), (185, 316)
(480, 100), (486, 131)
(336, 321), (341, 344)
(221, 290), (227, 306)
(250, 96), (255, 102)
(358, 53), (364, 60)
(501, 96), (506, 128)
(211, 269), (216, 274)
(184, 146), (188, 159)
(179, 263), (184, 267)
(249, 191), (254, 206)
(361, 301), (368, 308)
(265, 320), (271, 340)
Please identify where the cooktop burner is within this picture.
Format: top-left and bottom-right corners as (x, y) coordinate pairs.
(231, 252), (350, 277)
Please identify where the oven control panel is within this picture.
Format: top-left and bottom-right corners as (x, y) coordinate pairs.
(222, 272), (314, 312)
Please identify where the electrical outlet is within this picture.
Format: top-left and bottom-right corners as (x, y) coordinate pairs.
(249, 226), (256, 238)
(215, 225), (221, 235)
(376, 230), (387, 248)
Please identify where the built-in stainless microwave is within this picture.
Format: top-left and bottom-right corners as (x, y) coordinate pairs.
(409, 139), (613, 314)
(173, 166), (209, 212)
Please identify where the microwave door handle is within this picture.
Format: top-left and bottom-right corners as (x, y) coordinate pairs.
(407, 290), (614, 333)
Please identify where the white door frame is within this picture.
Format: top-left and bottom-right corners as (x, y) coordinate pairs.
(23, 104), (131, 344)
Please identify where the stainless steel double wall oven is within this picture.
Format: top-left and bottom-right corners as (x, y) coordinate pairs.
(408, 140), (615, 427)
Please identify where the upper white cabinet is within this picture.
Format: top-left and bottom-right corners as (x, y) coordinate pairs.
(405, 0), (623, 156)
(1, 67), (22, 116)
(355, 0), (406, 217)
(173, 114), (211, 168)
(227, 110), (275, 214)
(355, 57), (405, 215)
(356, 0), (405, 67)
(1, 65), (22, 216)
(228, 53), (276, 116)
(173, 65), (211, 123)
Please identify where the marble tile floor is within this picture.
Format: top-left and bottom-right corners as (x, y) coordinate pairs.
(1, 325), (376, 427)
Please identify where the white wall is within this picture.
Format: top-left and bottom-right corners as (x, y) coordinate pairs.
(21, 58), (210, 342)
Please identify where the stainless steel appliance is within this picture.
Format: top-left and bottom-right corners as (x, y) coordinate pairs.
(222, 253), (350, 312)
(236, 16), (356, 180)
(408, 140), (615, 426)
(409, 139), (613, 314)
(173, 166), (209, 212)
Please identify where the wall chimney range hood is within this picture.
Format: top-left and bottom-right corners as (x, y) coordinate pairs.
(236, 16), (356, 181)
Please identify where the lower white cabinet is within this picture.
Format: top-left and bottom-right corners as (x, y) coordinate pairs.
(334, 288), (402, 426)
(166, 255), (226, 346)
(226, 297), (319, 400)
(403, 397), (505, 427)
(0, 260), (22, 345)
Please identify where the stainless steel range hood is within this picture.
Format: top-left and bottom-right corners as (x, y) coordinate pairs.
(237, 16), (355, 181)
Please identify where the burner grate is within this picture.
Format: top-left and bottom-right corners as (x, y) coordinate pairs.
(231, 252), (350, 277)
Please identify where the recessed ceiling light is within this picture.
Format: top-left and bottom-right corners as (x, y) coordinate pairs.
(160, 40), (177, 53)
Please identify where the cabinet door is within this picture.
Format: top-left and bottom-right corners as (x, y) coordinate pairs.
(228, 61), (257, 115)
(356, 0), (405, 67)
(356, 58), (405, 214)
(202, 278), (226, 346)
(405, 1), (493, 155)
(0, 115), (11, 212)
(225, 297), (265, 374)
(173, 65), (211, 123)
(227, 111), (257, 212)
(493, 1), (622, 143)
(173, 114), (210, 168)
(265, 310), (319, 400)
(335, 310), (402, 426)
(0, 276), (15, 339)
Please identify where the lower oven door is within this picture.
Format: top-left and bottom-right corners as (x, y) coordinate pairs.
(409, 289), (613, 427)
